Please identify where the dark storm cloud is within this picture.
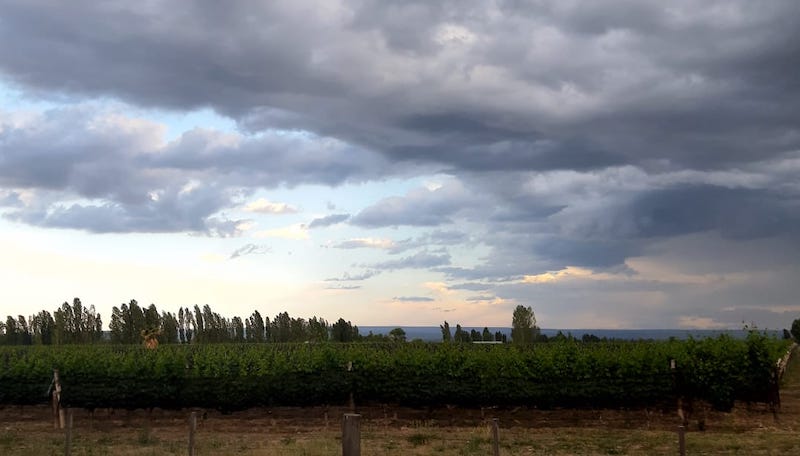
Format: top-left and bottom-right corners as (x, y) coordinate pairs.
(308, 213), (350, 229)
(2, 0), (796, 173)
(629, 186), (800, 240)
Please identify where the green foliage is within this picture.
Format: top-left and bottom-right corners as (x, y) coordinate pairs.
(0, 335), (789, 411)
(511, 305), (538, 345)
(389, 328), (407, 342)
(440, 321), (452, 343)
(791, 318), (800, 343)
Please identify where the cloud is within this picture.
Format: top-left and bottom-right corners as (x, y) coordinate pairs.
(676, 316), (729, 330)
(229, 243), (271, 259)
(308, 213), (350, 228)
(1, 0), (797, 175)
(324, 271), (379, 282)
(465, 295), (498, 302)
(1, 1), (799, 328)
(324, 284), (361, 290)
(352, 180), (480, 227)
(0, 106), (390, 233)
(331, 238), (395, 250)
(393, 296), (435, 302)
(5, 184), (250, 236)
(243, 198), (297, 214)
(367, 251), (451, 270)
(0, 190), (23, 207)
(388, 230), (471, 254)
(448, 282), (492, 291)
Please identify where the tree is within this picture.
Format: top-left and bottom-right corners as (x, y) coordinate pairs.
(331, 318), (359, 342)
(271, 312), (292, 342)
(440, 321), (452, 343)
(247, 310), (266, 342)
(31, 311), (55, 345)
(470, 329), (481, 342)
(389, 327), (406, 342)
(161, 311), (179, 344)
(231, 317), (245, 343)
(4, 316), (18, 345)
(482, 327), (493, 342)
(511, 305), (539, 345)
(791, 318), (800, 342)
(144, 304), (161, 334)
(289, 317), (308, 342)
(453, 324), (470, 343)
(17, 316), (32, 345)
(193, 305), (205, 343)
(307, 316), (329, 342)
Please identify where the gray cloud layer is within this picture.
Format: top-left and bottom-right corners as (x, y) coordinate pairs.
(309, 213), (350, 229)
(0, 106), (389, 234)
(1, 0), (797, 173)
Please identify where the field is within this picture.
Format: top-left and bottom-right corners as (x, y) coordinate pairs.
(0, 336), (797, 454)
(1, 364), (799, 456)
(1, 334), (789, 411)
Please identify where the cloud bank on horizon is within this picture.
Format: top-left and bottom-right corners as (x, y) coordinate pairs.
(0, 0), (798, 329)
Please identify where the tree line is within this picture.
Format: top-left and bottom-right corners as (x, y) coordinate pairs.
(0, 298), (364, 345)
(2, 300), (553, 346)
(440, 305), (540, 345)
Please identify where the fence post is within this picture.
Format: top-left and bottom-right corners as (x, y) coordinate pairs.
(52, 369), (65, 429)
(188, 412), (197, 456)
(342, 413), (361, 456)
(491, 418), (500, 456)
(678, 425), (686, 456)
(64, 408), (73, 456)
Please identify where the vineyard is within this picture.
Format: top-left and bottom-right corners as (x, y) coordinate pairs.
(0, 332), (790, 412)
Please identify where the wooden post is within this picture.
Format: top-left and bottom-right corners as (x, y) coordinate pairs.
(678, 425), (686, 456)
(347, 361), (355, 412)
(342, 413), (361, 456)
(188, 412), (197, 456)
(64, 408), (73, 456)
(52, 369), (65, 429)
(491, 418), (500, 456)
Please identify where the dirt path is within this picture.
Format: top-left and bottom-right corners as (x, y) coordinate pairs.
(778, 345), (800, 424)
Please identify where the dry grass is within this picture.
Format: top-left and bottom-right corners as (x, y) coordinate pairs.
(2, 421), (798, 455)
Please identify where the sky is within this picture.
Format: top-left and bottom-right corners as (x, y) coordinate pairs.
(0, 0), (799, 330)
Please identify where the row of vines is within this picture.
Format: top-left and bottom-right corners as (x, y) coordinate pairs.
(0, 332), (790, 412)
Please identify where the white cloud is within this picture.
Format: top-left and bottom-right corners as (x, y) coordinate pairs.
(243, 198), (298, 214)
(331, 238), (395, 249)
